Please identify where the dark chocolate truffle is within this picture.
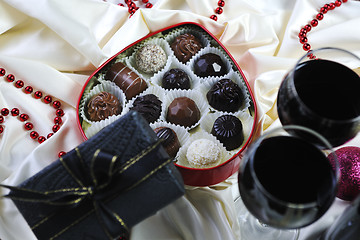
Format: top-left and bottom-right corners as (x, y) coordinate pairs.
(154, 127), (180, 158)
(194, 53), (227, 77)
(171, 33), (203, 63)
(105, 62), (147, 100)
(206, 78), (244, 112)
(135, 44), (167, 73)
(211, 115), (244, 150)
(130, 94), (162, 123)
(162, 68), (191, 90)
(86, 91), (122, 122)
(166, 97), (200, 128)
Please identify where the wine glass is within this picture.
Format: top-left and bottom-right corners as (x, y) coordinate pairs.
(277, 47), (360, 148)
(236, 125), (339, 240)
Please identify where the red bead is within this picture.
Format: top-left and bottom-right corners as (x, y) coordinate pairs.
(303, 43), (311, 51)
(343, 0), (348, 2)
(54, 117), (62, 125)
(0, 116), (4, 123)
(124, 0), (131, 4)
(128, 6), (136, 13)
(19, 113), (29, 122)
(129, 2), (136, 8)
(52, 101), (61, 109)
(299, 36), (308, 44)
(56, 109), (64, 117)
(316, 13), (324, 20)
(1, 108), (9, 116)
(30, 131), (39, 139)
(43, 95), (52, 104)
(0, 68), (5, 76)
(34, 91), (43, 99)
(210, 15), (218, 21)
(300, 27), (308, 34)
(118, 3), (124, 6)
(145, 3), (152, 8)
(38, 136), (46, 143)
(6, 74), (15, 82)
(310, 19), (318, 27)
(15, 80), (24, 88)
(218, 0), (225, 7)
(0, 125), (3, 134)
(329, 3), (336, 10)
(324, 4), (331, 10)
(58, 151), (67, 158)
(298, 31), (307, 38)
(215, 7), (223, 14)
(52, 124), (60, 133)
(335, 0), (342, 7)
(304, 24), (312, 32)
(47, 133), (54, 139)
(24, 86), (33, 94)
(24, 122), (34, 131)
(11, 108), (19, 116)
(142, 0), (148, 3)
(320, 7), (328, 14)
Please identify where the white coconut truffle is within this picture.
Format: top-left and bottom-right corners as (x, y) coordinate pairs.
(186, 139), (221, 168)
(135, 44), (167, 73)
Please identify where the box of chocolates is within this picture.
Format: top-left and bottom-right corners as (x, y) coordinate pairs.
(77, 22), (257, 186)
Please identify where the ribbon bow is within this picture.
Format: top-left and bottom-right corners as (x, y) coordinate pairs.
(1, 140), (170, 240)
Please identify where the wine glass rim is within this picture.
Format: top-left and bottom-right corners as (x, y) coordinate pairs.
(245, 125), (339, 209)
(288, 47), (360, 124)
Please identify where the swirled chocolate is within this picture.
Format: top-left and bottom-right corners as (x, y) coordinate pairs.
(162, 68), (191, 90)
(206, 78), (244, 112)
(105, 62), (147, 100)
(135, 44), (167, 73)
(86, 91), (122, 122)
(211, 114), (244, 150)
(171, 33), (203, 63)
(154, 127), (180, 158)
(130, 94), (162, 123)
(166, 97), (200, 128)
(194, 53), (227, 77)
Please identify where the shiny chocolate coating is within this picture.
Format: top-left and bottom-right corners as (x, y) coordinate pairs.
(166, 97), (200, 128)
(130, 94), (162, 123)
(162, 68), (191, 90)
(194, 53), (227, 77)
(135, 44), (167, 73)
(86, 91), (122, 122)
(154, 127), (181, 158)
(211, 114), (244, 150)
(105, 62), (147, 100)
(206, 78), (244, 112)
(171, 33), (203, 63)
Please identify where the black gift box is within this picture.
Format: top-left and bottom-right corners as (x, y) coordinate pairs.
(3, 111), (185, 240)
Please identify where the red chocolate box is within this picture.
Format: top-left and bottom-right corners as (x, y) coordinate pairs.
(77, 22), (257, 186)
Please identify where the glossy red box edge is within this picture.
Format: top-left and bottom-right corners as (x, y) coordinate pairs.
(76, 22), (258, 187)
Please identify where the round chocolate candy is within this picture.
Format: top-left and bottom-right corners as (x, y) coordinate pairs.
(86, 91), (122, 122)
(154, 127), (180, 158)
(135, 44), (167, 73)
(171, 33), (203, 63)
(105, 62), (147, 100)
(206, 78), (244, 112)
(162, 68), (191, 90)
(166, 97), (200, 128)
(194, 53), (227, 77)
(130, 94), (162, 123)
(211, 115), (244, 151)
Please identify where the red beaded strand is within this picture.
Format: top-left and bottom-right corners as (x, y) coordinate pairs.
(115, 0), (153, 17)
(298, 0), (348, 58)
(0, 67), (66, 158)
(210, 0), (225, 21)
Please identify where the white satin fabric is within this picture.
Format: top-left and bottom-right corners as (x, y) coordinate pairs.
(0, 0), (359, 239)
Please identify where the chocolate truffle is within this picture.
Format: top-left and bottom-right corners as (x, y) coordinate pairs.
(154, 127), (181, 158)
(186, 139), (221, 168)
(211, 115), (244, 150)
(105, 62), (147, 100)
(194, 53), (227, 77)
(166, 97), (200, 128)
(130, 94), (162, 123)
(86, 91), (122, 122)
(162, 68), (191, 90)
(206, 78), (244, 112)
(171, 33), (203, 63)
(135, 44), (167, 73)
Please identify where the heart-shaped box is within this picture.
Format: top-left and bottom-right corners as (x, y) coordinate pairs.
(77, 22), (257, 186)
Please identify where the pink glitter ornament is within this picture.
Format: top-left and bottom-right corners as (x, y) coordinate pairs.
(328, 146), (360, 201)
